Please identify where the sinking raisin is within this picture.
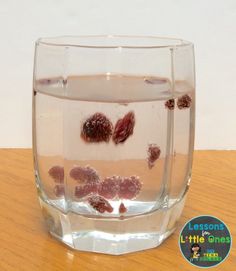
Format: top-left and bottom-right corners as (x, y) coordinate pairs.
(119, 202), (127, 214)
(147, 144), (161, 169)
(88, 195), (113, 213)
(165, 99), (175, 110)
(98, 176), (120, 199)
(48, 166), (64, 183)
(74, 183), (98, 199)
(81, 113), (113, 143)
(70, 165), (100, 184)
(112, 111), (135, 144)
(118, 176), (142, 200)
(177, 94), (192, 109)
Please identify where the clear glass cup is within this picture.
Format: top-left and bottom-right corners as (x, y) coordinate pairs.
(33, 35), (195, 255)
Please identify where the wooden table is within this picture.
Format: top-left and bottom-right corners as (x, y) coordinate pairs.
(0, 150), (235, 271)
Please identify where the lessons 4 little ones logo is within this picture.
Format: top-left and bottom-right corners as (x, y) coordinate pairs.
(179, 215), (232, 268)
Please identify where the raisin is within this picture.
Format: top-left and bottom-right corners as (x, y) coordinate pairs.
(38, 78), (52, 85)
(74, 183), (98, 199)
(119, 202), (127, 214)
(88, 195), (113, 213)
(98, 176), (121, 199)
(165, 99), (175, 110)
(48, 166), (64, 183)
(118, 176), (142, 200)
(53, 185), (65, 197)
(177, 94), (192, 109)
(70, 165), (100, 184)
(112, 111), (135, 144)
(81, 113), (113, 143)
(147, 144), (161, 169)
(144, 77), (167, 84)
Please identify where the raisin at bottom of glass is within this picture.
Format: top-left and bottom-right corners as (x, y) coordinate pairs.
(33, 35), (195, 255)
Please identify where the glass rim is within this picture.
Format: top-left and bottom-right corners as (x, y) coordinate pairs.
(36, 35), (193, 49)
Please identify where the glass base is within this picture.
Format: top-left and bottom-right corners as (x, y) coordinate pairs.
(39, 194), (186, 255)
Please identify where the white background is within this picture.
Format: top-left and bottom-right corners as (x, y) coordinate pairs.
(0, 0), (235, 149)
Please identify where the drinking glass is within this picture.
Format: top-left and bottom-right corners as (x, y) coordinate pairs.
(33, 35), (195, 254)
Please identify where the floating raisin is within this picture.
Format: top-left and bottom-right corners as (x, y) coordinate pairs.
(177, 94), (192, 109)
(112, 111), (135, 144)
(48, 166), (64, 183)
(147, 144), (161, 169)
(144, 77), (167, 84)
(38, 78), (52, 85)
(119, 202), (127, 214)
(118, 176), (142, 200)
(70, 165), (100, 184)
(53, 185), (65, 197)
(81, 112), (113, 143)
(88, 195), (113, 213)
(74, 183), (98, 199)
(165, 99), (175, 110)
(98, 176), (120, 199)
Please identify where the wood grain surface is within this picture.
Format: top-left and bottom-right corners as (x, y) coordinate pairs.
(0, 150), (235, 271)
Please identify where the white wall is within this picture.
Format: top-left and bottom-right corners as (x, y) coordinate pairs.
(0, 0), (235, 149)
